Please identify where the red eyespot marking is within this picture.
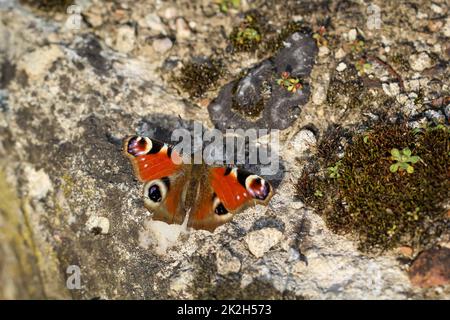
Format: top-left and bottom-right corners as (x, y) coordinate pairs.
(127, 136), (150, 156)
(210, 168), (252, 211)
(247, 177), (271, 200)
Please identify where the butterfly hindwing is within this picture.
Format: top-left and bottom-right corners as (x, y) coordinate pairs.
(188, 167), (273, 232)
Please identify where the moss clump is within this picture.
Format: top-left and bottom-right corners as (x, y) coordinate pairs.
(230, 79), (270, 119)
(20, 0), (72, 12)
(229, 13), (266, 53)
(326, 66), (397, 112)
(174, 59), (224, 98)
(263, 21), (310, 54)
(296, 125), (348, 210)
(297, 122), (450, 253)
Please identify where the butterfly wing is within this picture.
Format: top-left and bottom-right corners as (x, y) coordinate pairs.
(188, 167), (273, 232)
(123, 136), (188, 225)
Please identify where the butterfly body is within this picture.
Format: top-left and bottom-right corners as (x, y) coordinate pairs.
(123, 135), (273, 232)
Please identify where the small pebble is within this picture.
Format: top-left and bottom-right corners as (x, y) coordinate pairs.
(145, 13), (166, 33)
(86, 216), (110, 234)
(245, 228), (283, 258)
(336, 62), (347, 72)
(115, 25), (136, 53)
(175, 17), (191, 40)
(409, 52), (432, 71)
(334, 48), (346, 59)
(152, 37), (173, 53)
(348, 29), (357, 41)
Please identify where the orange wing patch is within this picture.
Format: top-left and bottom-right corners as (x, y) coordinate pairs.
(210, 167), (253, 211)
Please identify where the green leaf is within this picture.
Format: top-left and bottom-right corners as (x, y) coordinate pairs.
(407, 165), (414, 174)
(409, 156), (420, 164)
(391, 148), (400, 158)
(220, 3), (228, 13)
(412, 127), (422, 135)
(400, 162), (410, 170)
(389, 163), (399, 172)
(363, 135), (369, 144)
(402, 148), (411, 157)
(231, 0), (240, 8)
(314, 190), (323, 197)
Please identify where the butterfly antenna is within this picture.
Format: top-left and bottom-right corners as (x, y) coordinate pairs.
(177, 114), (186, 129)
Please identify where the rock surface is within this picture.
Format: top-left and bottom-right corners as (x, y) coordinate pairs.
(409, 247), (450, 288)
(0, 0), (449, 300)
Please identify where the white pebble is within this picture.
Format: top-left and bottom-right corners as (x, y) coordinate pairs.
(336, 62), (347, 72)
(245, 228), (283, 258)
(152, 37), (173, 53)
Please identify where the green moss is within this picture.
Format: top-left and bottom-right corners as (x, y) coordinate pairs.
(326, 66), (397, 111)
(230, 79), (269, 119)
(174, 58), (224, 98)
(20, 0), (72, 12)
(296, 166), (328, 210)
(217, 0), (241, 14)
(297, 122), (450, 253)
(263, 21), (308, 53)
(389, 52), (411, 72)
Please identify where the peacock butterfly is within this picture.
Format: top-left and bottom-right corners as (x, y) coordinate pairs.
(123, 135), (273, 232)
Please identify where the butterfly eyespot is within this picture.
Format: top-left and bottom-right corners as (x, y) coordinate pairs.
(144, 178), (169, 208)
(215, 203), (228, 215)
(213, 196), (229, 215)
(245, 175), (271, 200)
(148, 185), (162, 202)
(127, 136), (152, 157)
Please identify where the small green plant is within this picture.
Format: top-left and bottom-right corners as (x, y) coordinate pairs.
(406, 207), (420, 221)
(327, 160), (342, 178)
(355, 59), (372, 75)
(276, 71), (303, 93)
(230, 14), (263, 52)
(314, 190), (324, 198)
(217, 0), (240, 13)
(389, 147), (420, 174)
(363, 134), (370, 144)
(235, 27), (261, 44)
(350, 40), (365, 54)
(312, 26), (328, 47)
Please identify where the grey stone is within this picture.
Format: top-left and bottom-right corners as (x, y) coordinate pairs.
(208, 32), (317, 131)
